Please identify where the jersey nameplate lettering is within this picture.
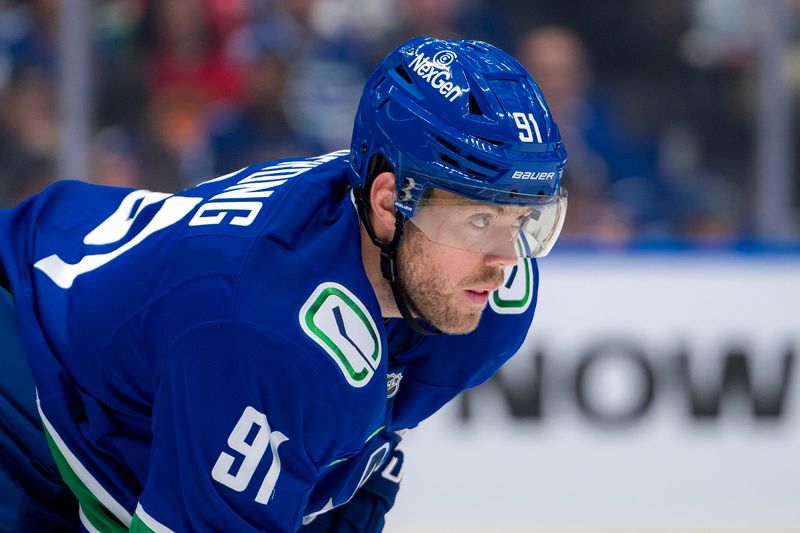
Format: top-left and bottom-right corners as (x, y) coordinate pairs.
(34, 151), (348, 289)
(189, 150), (348, 227)
(299, 282), (382, 388)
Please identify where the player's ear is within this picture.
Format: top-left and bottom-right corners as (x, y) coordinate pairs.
(369, 171), (397, 242)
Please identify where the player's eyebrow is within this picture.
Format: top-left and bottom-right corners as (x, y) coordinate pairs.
(470, 203), (531, 217)
(428, 189), (529, 216)
(496, 205), (529, 216)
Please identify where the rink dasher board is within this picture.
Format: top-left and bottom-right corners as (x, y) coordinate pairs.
(386, 254), (800, 533)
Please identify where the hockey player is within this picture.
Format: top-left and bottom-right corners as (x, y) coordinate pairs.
(0, 37), (567, 532)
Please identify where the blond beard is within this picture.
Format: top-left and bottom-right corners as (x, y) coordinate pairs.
(396, 227), (505, 335)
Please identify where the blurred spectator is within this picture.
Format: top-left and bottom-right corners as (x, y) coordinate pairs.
(794, 0), (800, 221)
(94, 0), (150, 133)
(667, 0), (759, 242)
(208, 51), (315, 173)
(518, 25), (661, 244)
(0, 68), (57, 206)
(137, 87), (213, 190)
(377, 0), (508, 54)
(0, 0), (58, 85)
(229, 0), (376, 152)
(385, 0), (465, 42)
(137, 0), (244, 105)
(0, 0), (793, 242)
(88, 126), (144, 189)
(0, 0), (60, 206)
(126, 0), (247, 189)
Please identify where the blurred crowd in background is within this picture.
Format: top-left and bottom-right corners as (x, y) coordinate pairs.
(0, 0), (797, 245)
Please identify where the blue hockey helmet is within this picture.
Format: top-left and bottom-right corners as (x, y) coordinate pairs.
(350, 36), (568, 258)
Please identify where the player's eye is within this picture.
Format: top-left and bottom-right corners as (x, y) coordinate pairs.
(468, 214), (492, 229)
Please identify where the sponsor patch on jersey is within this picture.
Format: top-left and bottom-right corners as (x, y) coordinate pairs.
(300, 282), (382, 388)
(490, 238), (534, 315)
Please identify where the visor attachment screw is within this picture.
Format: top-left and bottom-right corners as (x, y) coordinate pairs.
(399, 177), (415, 202)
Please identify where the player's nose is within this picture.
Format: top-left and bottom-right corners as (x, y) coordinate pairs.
(484, 250), (518, 270)
(482, 236), (519, 269)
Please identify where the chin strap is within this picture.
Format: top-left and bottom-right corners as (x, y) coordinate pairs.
(354, 187), (440, 336)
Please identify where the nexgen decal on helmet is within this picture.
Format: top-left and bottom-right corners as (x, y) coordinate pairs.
(349, 36), (568, 257)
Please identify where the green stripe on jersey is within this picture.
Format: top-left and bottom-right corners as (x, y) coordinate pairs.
(130, 503), (177, 533)
(42, 425), (128, 533)
(130, 513), (155, 533)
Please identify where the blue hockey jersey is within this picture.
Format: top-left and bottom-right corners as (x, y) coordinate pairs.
(0, 151), (538, 532)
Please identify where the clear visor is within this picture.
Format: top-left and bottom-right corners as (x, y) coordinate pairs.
(407, 186), (568, 258)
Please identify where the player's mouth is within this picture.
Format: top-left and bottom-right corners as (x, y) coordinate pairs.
(464, 289), (489, 305)
(463, 285), (500, 305)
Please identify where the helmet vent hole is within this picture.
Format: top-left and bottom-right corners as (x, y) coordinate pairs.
(436, 136), (461, 154)
(468, 92), (483, 115)
(439, 153), (461, 169)
(394, 66), (413, 84)
(465, 155), (499, 171)
(475, 135), (504, 146)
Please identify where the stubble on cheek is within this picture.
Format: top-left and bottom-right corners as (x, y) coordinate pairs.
(397, 229), (505, 334)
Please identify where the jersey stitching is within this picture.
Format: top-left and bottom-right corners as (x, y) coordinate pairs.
(99, 270), (243, 412)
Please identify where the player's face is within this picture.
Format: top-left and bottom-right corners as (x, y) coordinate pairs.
(397, 212), (518, 335)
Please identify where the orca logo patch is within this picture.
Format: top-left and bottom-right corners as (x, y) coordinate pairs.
(300, 282), (382, 387)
